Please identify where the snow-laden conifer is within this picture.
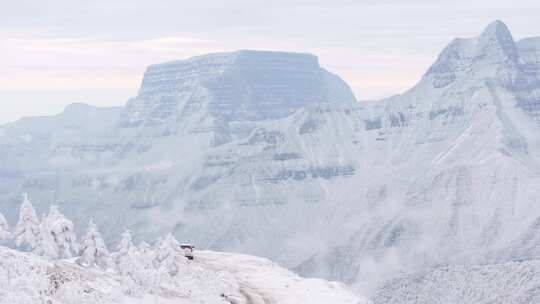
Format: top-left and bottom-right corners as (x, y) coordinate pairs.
(113, 229), (137, 274)
(15, 194), (40, 250)
(154, 233), (182, 276)
(0, 211), (10, 241)
(77, 218), (109, 268)
(35, 206), (77, 259)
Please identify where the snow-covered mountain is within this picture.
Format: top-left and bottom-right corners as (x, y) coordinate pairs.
(2, 20), (540, 298)
(374, 260), (540, 304)
(0, 246), (365, 304)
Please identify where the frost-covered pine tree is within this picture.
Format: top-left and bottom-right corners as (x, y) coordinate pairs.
(136, 241), (161, 291)
(154, 233), (182, 276)
(35, 206), (78, 259)
(115, 229), (134, 260)
(77, 218), (109, 268)
(34, 214), (56, 258)
(138, 241), (155, 262)
(137, 241), (157, 274)
(0, 211), (11, 242)
(15, 194), (40, 250)
(111, 229), (163, 293)
(113, 229), (138, 274)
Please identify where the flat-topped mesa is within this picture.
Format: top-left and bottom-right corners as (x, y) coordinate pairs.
(121, 50), (356, 128)
(139, 50), (321, 97)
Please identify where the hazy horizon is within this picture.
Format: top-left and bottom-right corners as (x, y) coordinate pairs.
(2, 0), (540, 124)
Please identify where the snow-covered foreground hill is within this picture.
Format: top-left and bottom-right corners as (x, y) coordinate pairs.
(0, 246), (366, 304)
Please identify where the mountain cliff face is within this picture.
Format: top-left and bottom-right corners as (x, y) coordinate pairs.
(2, 21), (540, 297)
(121, 50), (355, 142)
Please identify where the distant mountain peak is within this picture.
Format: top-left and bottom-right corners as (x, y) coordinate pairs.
(422, 20), (518, 89)
(477, 20), (517, 58)
(480, 20), (511, 37)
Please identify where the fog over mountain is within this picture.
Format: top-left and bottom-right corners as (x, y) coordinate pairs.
(2, 20), (540, 300)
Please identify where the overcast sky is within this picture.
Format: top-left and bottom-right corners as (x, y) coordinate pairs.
(1, 0), (539, 124)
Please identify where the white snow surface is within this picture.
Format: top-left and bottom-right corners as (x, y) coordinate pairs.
(0, 246), (366, 304)
(373, 260), (540, 304)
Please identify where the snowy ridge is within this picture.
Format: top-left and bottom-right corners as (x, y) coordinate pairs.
(0, 246), (366, 304)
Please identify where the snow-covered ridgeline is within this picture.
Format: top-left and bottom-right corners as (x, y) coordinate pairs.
(0, 246), (368, 304)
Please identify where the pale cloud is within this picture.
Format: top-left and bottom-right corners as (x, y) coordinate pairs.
(0, 34), (219, 89)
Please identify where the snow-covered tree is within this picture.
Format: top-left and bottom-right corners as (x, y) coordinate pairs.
(136, 241), (156, 276)
(35, 206), (78, 259)
(111, 229), (162, 292)
(113, 229), (137, 274)
(154, 233), (182, 276)
(136, 241), (161, 291)
(115, 229), (134, 260)
(15, 194), (40, 250)
(77, 218), (109, 268)
(0, 211), (10, 242)
(138, 241), (155, 262)
(34, 214), (56, 258)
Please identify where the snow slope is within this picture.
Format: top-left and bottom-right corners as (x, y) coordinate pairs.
(373, 260), (540, 304)
(199, 251), (365, 304)
(0, 246), (366, 304)
(2, 21), (540, 297)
